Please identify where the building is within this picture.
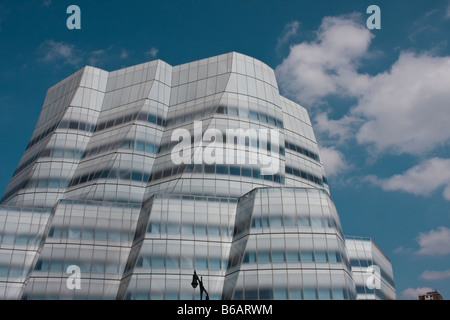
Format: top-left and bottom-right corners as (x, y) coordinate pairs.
(0, 52), (394, 299)
(419, 290), (444, 300)
(345, 236), (396, 300)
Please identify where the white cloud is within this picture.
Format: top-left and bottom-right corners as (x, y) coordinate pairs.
(367, 158), (450, 200)
(120, 48), (129, 59)
(276, 15), (450, 157)
(354, 52), (450, 155)
(146, 47), (159, 59)
(314, 112), (362, 144)
(319, 147), (348, 177)
(38, 40), (82, 67)
(277, 21), (300, 48)
(416, 226), (450, 256)
(421, 269), (450, 280)
(87, 50), (105, 66)
(275, 14), (373, 106)
(393, 246), (412, 254)
(401, 287), (433, 300)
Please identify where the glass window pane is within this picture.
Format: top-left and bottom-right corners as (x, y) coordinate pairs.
(166, 256), (179, 268)
(152, 256), (165, 268)
(304, 288), (318, 300)
(315, 251), (328, 263)
(258, 251), (271, 263)
(301, 251), (314, 262)
(311, 218), (323, 228)
(209, 258), (221, 270)
(259, 288), (273, 300)
(195, 257), (208, 269)
(274, 288), (288, 300)
(319, 288), (332, 300)
(168, 224), (180, 234)
(298, 217), (310, 227)
(195, 224), (207, 235)
(181, 225), (193, 235)
(272, 251), (285, 263)
(289, 289), (303, 300)
(286, 251), (300, 262)
(208, 226), (220, 236)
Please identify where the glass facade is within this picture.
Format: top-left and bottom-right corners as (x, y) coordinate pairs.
(345, 236), (396, 300)
(0, 52), (394, 299)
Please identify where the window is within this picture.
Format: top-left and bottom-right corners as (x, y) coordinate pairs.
(311, 218), (323, 228)
(216, 165), (228, 175)
(166, 256), (179, 268)
(286, 251), (300, 262)
(272, 251), (285, 263)
(204, 165), (215, 174)
(251, 217), (262, 228)
(209, 258), (221, 270)
(216, 105), (227, 114)
(289, 289), (303, 300)
(136, 141), (145, 151)
(131, 171), (142, 182)
(304, 288), (318, 300)
(181, 224), (193, 235)
(69, 121), (79, 130)
(258, 251), (271, 263)
(195, 257), (208, 269)
(249, 110), (259, 120)
(298, 217), (310, 227)
(208, 226), (220, 236)
(270, 216), (283, 227)
(319, 288), (332, 300)
(315, 251), (328, 263)
(259, 289), (273, 300)
(274, 288), (288, 300)
(152, 256), (165, 268)
(229, 166), (240, 176)
(148, 114), (157, 124)
(195, 224), (207, 235)
(243, 252), (257, 263)
(301, 251), (314, 262)
(167, 223), (180, 234)
(241, 167), (252, 177)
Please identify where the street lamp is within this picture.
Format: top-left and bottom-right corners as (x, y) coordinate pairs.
(191, 270), (209, 300)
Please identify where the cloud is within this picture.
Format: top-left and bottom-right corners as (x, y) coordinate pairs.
(367, 158), (450, 200)
(276, 15), (450, 157)
(319, 146), (348, 177)
(38, 40), (83, 67)
(88, 49), (106, 66)
(416, 226), (450, 256)
(421, 269), (450, 281)
(120, 48), (129, 59)
(314, 112), (362, 144)
(275, 14), (373, 106)
(401, 287), (433, 300)
(354, 52), (450, 155)
(38, 42), (135, 68)
(393, 246), (412, 254)
(277, 21), (300, 49)
(146, 47), (159, 59)
(43, 0), (52, 6)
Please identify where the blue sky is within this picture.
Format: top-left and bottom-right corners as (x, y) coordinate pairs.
(0, 0), (449, 299)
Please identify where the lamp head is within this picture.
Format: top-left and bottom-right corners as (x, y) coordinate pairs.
(191, 271), (198, 289)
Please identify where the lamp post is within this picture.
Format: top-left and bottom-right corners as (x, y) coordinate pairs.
(191, 270), (209, 300)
